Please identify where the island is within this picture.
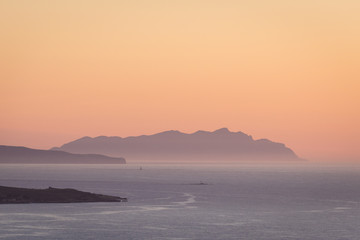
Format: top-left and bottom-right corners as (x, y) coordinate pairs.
(52, 128), (301, 161)
(0, 186), (127, 204)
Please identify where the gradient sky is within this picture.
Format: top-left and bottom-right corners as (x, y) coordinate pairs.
(1, 0), (359, 161)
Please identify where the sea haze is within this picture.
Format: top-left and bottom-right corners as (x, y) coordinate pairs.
(1, 163), (360, 240)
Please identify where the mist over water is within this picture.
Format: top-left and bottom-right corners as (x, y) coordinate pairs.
(1, 162), (360, 240)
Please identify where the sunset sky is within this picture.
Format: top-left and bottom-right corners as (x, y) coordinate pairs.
(1, 0), (359, 161)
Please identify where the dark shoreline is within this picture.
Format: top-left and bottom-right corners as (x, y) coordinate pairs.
(0, 186), (127, 204)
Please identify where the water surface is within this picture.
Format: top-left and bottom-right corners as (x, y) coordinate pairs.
(1, 163), (360, 239)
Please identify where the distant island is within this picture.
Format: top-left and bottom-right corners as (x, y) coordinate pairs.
(0, 145), (126, 164)
(0, 185), (127, 204)
(52, 128), (301, 161)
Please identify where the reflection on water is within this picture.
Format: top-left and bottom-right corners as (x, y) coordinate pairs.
(1, 163), (360, 240)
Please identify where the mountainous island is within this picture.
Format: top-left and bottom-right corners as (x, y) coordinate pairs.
(0, 185), (127, 204)
(0, 145), (126, 164)
(52, 128), (300, 161)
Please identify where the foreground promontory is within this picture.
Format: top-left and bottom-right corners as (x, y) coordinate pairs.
(0, 186), (127, 204)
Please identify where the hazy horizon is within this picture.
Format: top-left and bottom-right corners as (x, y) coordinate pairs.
(1, 127), (358, 162)
(1, 0), (360, 162)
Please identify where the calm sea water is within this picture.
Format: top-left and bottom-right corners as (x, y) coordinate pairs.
(1, 163), (360, 240)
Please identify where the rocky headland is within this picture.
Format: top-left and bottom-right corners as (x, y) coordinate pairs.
(0, 186), (127, 204)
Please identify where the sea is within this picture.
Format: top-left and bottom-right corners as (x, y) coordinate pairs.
(1, 162), (360, 240)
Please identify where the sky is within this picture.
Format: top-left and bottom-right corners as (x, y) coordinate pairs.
(1, 0), (359, 161)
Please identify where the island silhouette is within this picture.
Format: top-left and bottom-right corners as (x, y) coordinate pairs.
(52, 128), (300, 162)
(0, 185), (127, 204)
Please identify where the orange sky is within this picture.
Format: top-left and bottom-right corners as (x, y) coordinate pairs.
(1, 0), (359, 161)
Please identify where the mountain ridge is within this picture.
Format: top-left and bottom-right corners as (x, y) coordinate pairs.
(0, 145), (126, 164)
(52, 128), (300, 162)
